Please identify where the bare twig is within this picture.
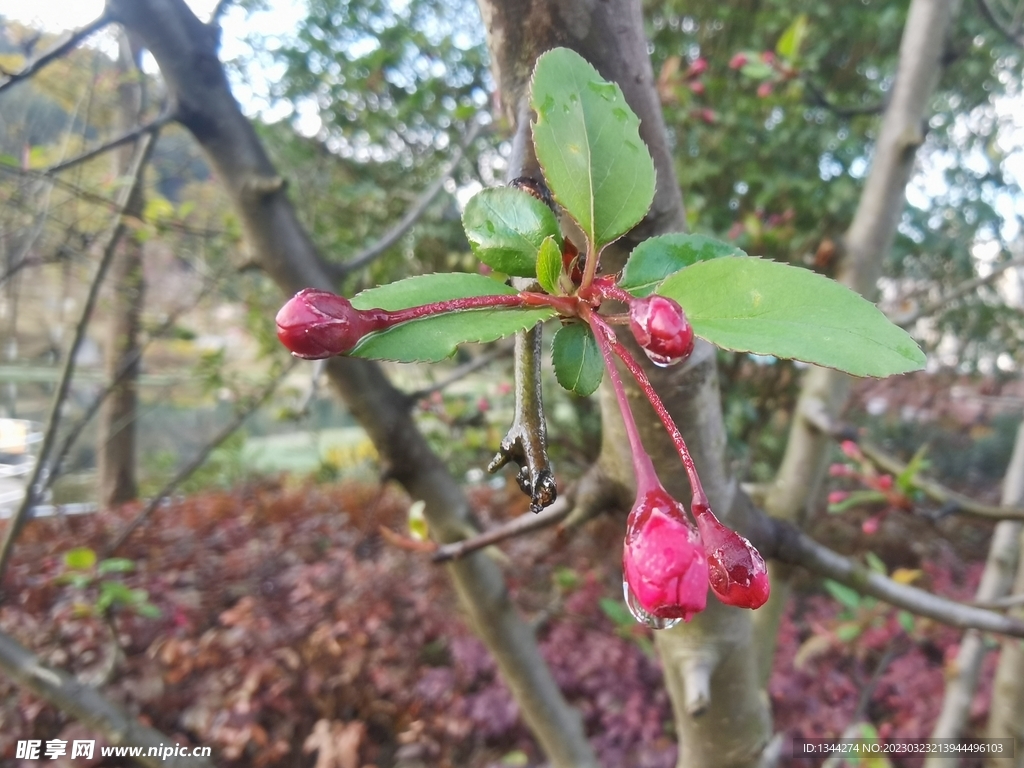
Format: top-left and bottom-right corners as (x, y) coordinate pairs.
(432, 495), (572, 562)
(770, 517), (1024, 637)
(328, 121), (484, 279)
(105, 361), (297, 555)
(0, 133), (158, 585)
(800, 402), (1024, 521)
(977, 0), (1024, 46)
(893, 252), (1024, 327)
(803, 77), (887, 118)
(0, 631), (213, 768)
(43, 111), (175, 176)
(405, 340), (513, 404)
(0, 14), (112, 95)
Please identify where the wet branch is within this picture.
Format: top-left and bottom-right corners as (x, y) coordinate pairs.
(0, 133), (157, 585)
(488, 324), (557, 513)
(0, 14), (112, 95)
(105, 361), (297, 555)
(432, 495), (572, 562)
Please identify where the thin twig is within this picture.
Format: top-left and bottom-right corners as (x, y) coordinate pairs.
(800, 403), (1024, 522)
(977, 0), (1024, 46)
(0, 133), (157, 585)
(0, 15), (112, 95)
(972, 592), (1024, 610)
(105, 361), (297, 555)
(329, 121), (484, 279)
(43, 111), (175, 176)
(893, 252), (1024, 327)
(405, 340), (513, 404)
(432, 495), (572, 562)
(770, 517), (1024, 637)
(803, 76), (887, 118)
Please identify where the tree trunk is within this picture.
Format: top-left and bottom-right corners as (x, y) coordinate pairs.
(477, 1), (772, 764)
(754, 0), (961, 683)
(97, 33), (145, 507)
(105, 1), (597, 764)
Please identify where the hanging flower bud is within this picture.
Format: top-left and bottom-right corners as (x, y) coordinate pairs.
(628, 294), (695, 367)
(276, 288), (385, 359)
(622, 487), (708, 627)
(692, 501), (770, 609)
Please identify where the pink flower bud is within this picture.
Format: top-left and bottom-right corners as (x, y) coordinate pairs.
(623, 488), (708, 624)
(862, 515), (881, 535)
(692, 503), (770, 610)
(840, 440), (862, 460)
(628, 295), (695, 367)
(686, 58), (708, 78)
(828, 490), (850, 505)
(877, 474), (893, 490)
(756, 81), (774, 98)
(729, 53), (749, 70)
(276, 288), (384, 359)
(828, 463), (851, 477)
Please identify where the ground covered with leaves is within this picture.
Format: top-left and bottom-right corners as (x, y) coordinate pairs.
(0, 478), (999, 767)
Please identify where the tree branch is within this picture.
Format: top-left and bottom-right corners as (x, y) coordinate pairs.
(0, 14), (113, 95)
(893, 251), (1024, 328)
(43, 111), (175, 176)
(977, 0), (1024, 46)
(404, 340), (513, 405)
(328, 121), (484, 279)
(769, 517), (1024, 637)
(0, 630), (214, 768)
(432, 494), (572, 562)
(0, 133), (157, 585)
(803, 76), (887, 118)
(105, 361), (296, 555)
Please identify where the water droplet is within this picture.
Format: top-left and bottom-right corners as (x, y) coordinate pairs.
(623, 580), (681, 630)
(539, 95), (555, 113)
(484, 221), (496, 234)
(587, 80), (618, 101)
(642, 347), (682, 368)
(613, 107), (628, 121)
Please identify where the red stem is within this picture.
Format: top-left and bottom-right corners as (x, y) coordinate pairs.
(604, 330), (710, 512)
(384, 293), (528, 325)
(581, 306), (661, 495)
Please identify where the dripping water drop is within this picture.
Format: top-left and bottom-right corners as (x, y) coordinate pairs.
(623, 580), (681, 630)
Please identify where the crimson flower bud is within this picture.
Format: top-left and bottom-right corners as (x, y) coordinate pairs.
(629, 295), (695, 367)
(622, 488), (708, 627)
(729, 52), (748, 70)
(276, 288), (384, 359)
(692, 506), (770, 610)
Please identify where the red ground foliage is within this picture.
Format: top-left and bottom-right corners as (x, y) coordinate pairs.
(0, 479), (999, 767)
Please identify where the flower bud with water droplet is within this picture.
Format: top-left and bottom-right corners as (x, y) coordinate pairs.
(691, 499), (769, 610)
(622, 487), (708, 626)
(276, 288), (386, 359)
(628, 295), (695, 367)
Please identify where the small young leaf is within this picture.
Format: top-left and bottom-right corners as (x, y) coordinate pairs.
(350, 273), (554, 363)
(530, 48), (655, 249)
(823, 579), (862, 610)
(64, 547), (97, 570)
(619, 233), (744, 297)
(462, 187), (562, 277)
(776, 14), (809, 61)
(897, 610), (916, 634)
(552, 323), (603, 397)
(864, 551), (887, 574)
(535, 236), (563, 295)
(98, 558), (136, 575)
(657, 257), (926, 377)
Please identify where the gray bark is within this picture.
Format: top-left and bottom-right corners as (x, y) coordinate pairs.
(97, 33), (145, 508)
(103, 1), (596, 765)
(926, 418), (1024, 765)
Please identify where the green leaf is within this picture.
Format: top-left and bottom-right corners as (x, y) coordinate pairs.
(536, 235), (563, 295)
(64, 547), (97, 571)
(834, 621), (863, 642)
(823, 579), (863, 609)
(656, 257), (926, 377)
(599, 597), (634, 627)
(350, 273), (554, 363)
(98, 558), (136, 575)
(864, 551), (887, 574)
(135, 603), (163, 619)
(896, 444), (931, 493)
(776, 14), (809, 61)
(828, 489), (887, 513)
(552, 323), (603, 397)
(530, 48), (655, 249)
(619, 233), (744, 297)
(462, 187), (561, 277)
(898, 610), (916, 634)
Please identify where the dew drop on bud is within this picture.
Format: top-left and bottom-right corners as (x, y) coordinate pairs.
(623, 579), (681, 630)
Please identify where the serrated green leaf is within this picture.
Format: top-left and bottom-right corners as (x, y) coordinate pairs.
(776, 14), (809, 61)
(64, 547), (97, 570)
(462, 187), (561, 277)
(349, 273), (554, 363)
(824, 579), (863, 609)
(552, 323), (603, 397)
(657, 257), (926, 377)
(536, 235), (563, 295)
(530, 48), (655, 249)
(619, 233), (745, 297)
